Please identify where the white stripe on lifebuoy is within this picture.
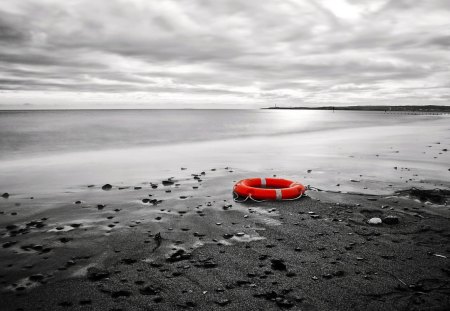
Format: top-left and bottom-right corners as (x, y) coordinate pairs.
(275, 189), (282, 200)
(261, 178), (266, 187)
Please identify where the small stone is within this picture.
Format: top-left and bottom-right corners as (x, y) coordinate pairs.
(215, 299), (230, 306)
(223, 233), (233, 239)
(166, 249), (192, 262)
(333, 270), (345, 277)
(162, 180), (174, 186)
(277, 299), (294, 308)
(58, 301), (73, 307)
(235, 232), (245, 237)
(153, 296), (163, 303)
(286, 271), (296, 277)
(382, 215), (399, 225)
(270, 259), (287, 271)
(2, 193), (9, 198)
(6, 224), (18, 230)
(111, 290), (132, 298)
(3, 241), (17, 248)
(102, 184), (112, 190)
(87, 267), (110, 281)
(140, 286), (159, 295)
(223, 204), (232, 210)
(120, 258), (137, 265)
(368, 217), (382, 225)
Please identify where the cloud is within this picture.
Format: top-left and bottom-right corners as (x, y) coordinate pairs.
(0, 0), (449, 107)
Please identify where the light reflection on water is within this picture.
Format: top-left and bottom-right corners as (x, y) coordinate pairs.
(0, 110), (448, 194)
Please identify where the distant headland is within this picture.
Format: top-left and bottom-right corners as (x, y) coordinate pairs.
(263, 105), (450, 113)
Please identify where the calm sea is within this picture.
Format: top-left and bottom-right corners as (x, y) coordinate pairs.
(0, 109), (440, 160)
(0, 109), (449, 193)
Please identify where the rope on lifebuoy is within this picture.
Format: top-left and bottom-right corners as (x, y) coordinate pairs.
(233, 178), (308, 202)
(233, 191), (304, 203)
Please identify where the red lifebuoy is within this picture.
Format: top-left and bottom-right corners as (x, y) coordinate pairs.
(233, 178), (306, 201)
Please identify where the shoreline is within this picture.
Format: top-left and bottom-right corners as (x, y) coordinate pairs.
(1, 171), (449, 310)
(263, 105), (450, 113)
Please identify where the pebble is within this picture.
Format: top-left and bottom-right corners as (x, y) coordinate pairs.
(270, 259), (287, 271)
(286, 271), (296, 277)
(382, 215), (399, 225)
(101, 184), (112, 190)
(1, 192), (9, 198)
(166, 249), (192, 262)
(153, 296), (163, 302)
(86, 267), (110, 281)
(140, 285), (160, 295)
(215, 299), (230, 306)
(368, 217), (382, 225)
(111, 290), (132, 298)
(162, 180), (174, 186)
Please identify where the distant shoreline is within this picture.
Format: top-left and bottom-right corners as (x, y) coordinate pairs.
(263, 105), (450, 113)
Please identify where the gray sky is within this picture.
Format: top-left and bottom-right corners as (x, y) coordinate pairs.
(0, 0), (449, 108)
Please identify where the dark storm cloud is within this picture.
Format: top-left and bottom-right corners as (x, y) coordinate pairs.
(0, 0), (449, 106)
(0, 11), (29, 43)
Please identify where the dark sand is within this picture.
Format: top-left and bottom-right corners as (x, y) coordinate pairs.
(1, 170), (450, 311)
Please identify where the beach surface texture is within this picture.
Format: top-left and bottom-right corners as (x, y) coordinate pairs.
(1, 110), (449, 310)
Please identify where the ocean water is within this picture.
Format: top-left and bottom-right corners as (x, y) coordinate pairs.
(0, 109), (449, 194)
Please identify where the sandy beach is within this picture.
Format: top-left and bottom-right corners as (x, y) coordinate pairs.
(1, 110), (450, 310)
(1, 167), (450, 311)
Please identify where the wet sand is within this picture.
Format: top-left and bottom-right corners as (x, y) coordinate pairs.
(1, 168), (449, 311)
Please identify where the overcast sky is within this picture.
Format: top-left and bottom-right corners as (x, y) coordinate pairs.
(0, 0), (449, 108)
